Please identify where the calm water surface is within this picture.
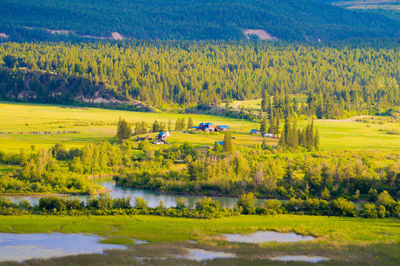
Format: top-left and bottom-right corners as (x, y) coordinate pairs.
(6, 181), (265, 208)
(223, 231), (315, 243)
(0, 233), (125, 262)
(270, 255), (329, 263)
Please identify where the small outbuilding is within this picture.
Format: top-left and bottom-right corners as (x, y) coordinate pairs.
(216, 125), (230, 132)
(214, 141), (224, 146)
(250, 129), (261, 134)
(157, 131), (170, 143)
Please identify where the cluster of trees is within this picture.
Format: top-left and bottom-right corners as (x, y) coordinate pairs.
(2, 190), (399, 219)
(237, 192), (400, 218)
(0, 195), (237, 219)
(279, 119), (319, 151)
(0, 141), (135, 194)
(175, 118), (193, 131)
(2, 42), (400, 117)
(115, 142), (400, 202)
(119, 117), (195, 138)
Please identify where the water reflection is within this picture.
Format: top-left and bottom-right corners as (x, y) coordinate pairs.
(223, 231), (315, 243)
(0, 233), (125, 262)
(175, 248), (236, 261)
(270, 255), (329, 263)
(5, 181), (265, 209)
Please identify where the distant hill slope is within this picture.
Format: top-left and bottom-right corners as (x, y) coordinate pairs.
(0, 0), (399, 41)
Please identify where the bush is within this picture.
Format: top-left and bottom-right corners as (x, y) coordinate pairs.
(330, 198), (356, 217)
(176, 198), (188, 209)
(238, 192), (257, 214)
(135, 196), (149, 209)
(263, 199), (283, 214)
(362, 203), (378, 218)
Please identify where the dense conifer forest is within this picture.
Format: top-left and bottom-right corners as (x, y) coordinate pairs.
(2, 41), (400, 118)
(0, 0), (399, 42)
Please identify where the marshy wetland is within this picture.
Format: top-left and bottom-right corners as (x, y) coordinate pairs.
(0, 215), (399, 265)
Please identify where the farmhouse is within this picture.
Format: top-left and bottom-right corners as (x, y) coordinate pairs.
(154, 131), (170, 144)
(195, 123), (230, 132)
(198, 122), (216, 132)
(215, 125), (230, 132)
(250, 129), (261, 134)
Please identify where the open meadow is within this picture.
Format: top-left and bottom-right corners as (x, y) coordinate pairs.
(0, 102), (400, 153)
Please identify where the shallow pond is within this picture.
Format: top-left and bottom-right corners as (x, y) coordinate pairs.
(5, 181), (265, 209)
(176, 248), (236, 261)
(223, 231), (315, 243)
(0, 233), (125, 262)
(270, 255), (329, 263)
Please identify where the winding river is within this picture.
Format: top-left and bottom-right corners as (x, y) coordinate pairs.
(5, 181), (264, 209)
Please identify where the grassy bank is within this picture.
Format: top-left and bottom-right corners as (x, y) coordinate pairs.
(0, 215), (399, 265)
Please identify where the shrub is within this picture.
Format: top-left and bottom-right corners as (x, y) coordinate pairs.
(238, 192), (257, 214)
(135, 196), (149, 209)
(176, 198), (188, 209)
(362, 203), (378, 218)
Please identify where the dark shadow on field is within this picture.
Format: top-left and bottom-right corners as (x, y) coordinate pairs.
(1, 241), (399, 266)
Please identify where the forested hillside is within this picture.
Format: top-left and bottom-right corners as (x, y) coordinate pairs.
(0, 0), (399, 41)
(2, 41), (400, 118)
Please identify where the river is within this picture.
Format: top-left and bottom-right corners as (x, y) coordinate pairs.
(4, 181), (264, 209)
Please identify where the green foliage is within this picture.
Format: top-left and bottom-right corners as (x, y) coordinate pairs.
(116, 119), (132, 141)
(2, 41), (400, 116)
(237, 192), (257, 214)
(223, 131), (233, 153)
(175, 198), (188, 209)
(135, 196), (149, 210)
(1, 0), (399, 42)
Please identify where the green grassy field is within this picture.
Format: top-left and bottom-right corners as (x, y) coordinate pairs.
(0, 215), (399, 265)
(1, 102), (400, 153)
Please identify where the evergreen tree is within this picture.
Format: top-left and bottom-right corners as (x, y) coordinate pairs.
(260, 118), (267, 133)
(175, 119), (181, 131)
(223, 131), (233, 153)
(314, 128), (320, 150)
(187, 117), (193, 129)
(152, 120), (160, 132)
(116, 118), (132, 142)
(261, 90), (269, 112)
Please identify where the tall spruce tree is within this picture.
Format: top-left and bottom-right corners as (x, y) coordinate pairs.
(223, 131), (233, 153)
(260, 118), (267, 133)
(116, 118), (132, 142)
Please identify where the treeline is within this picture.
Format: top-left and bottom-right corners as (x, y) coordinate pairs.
(2, 137), (400, 202)
(2, 42), (400, 118)
(116, 142), (400, 201)
(278, 119), (319, 151)
(0, 141), (133, 194)
(2, 190), (399, 219)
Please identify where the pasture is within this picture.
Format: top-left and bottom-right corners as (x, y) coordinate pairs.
(0, 102), (400, 153)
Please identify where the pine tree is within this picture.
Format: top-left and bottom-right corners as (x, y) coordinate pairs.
(152, 120), (160, 132)
(175, 119), (181, 131)
(314, 128), (320, 150)
(291, 120), (298, 150)
(260, 118), (267, 133)
(223, 131), (233, 153)
(181, 118), (186, 130)
(168, 120), (172, 131)
(261, 90), (269, 112)
(116, 118), (132, 142)
(187, 117), (193, 129)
